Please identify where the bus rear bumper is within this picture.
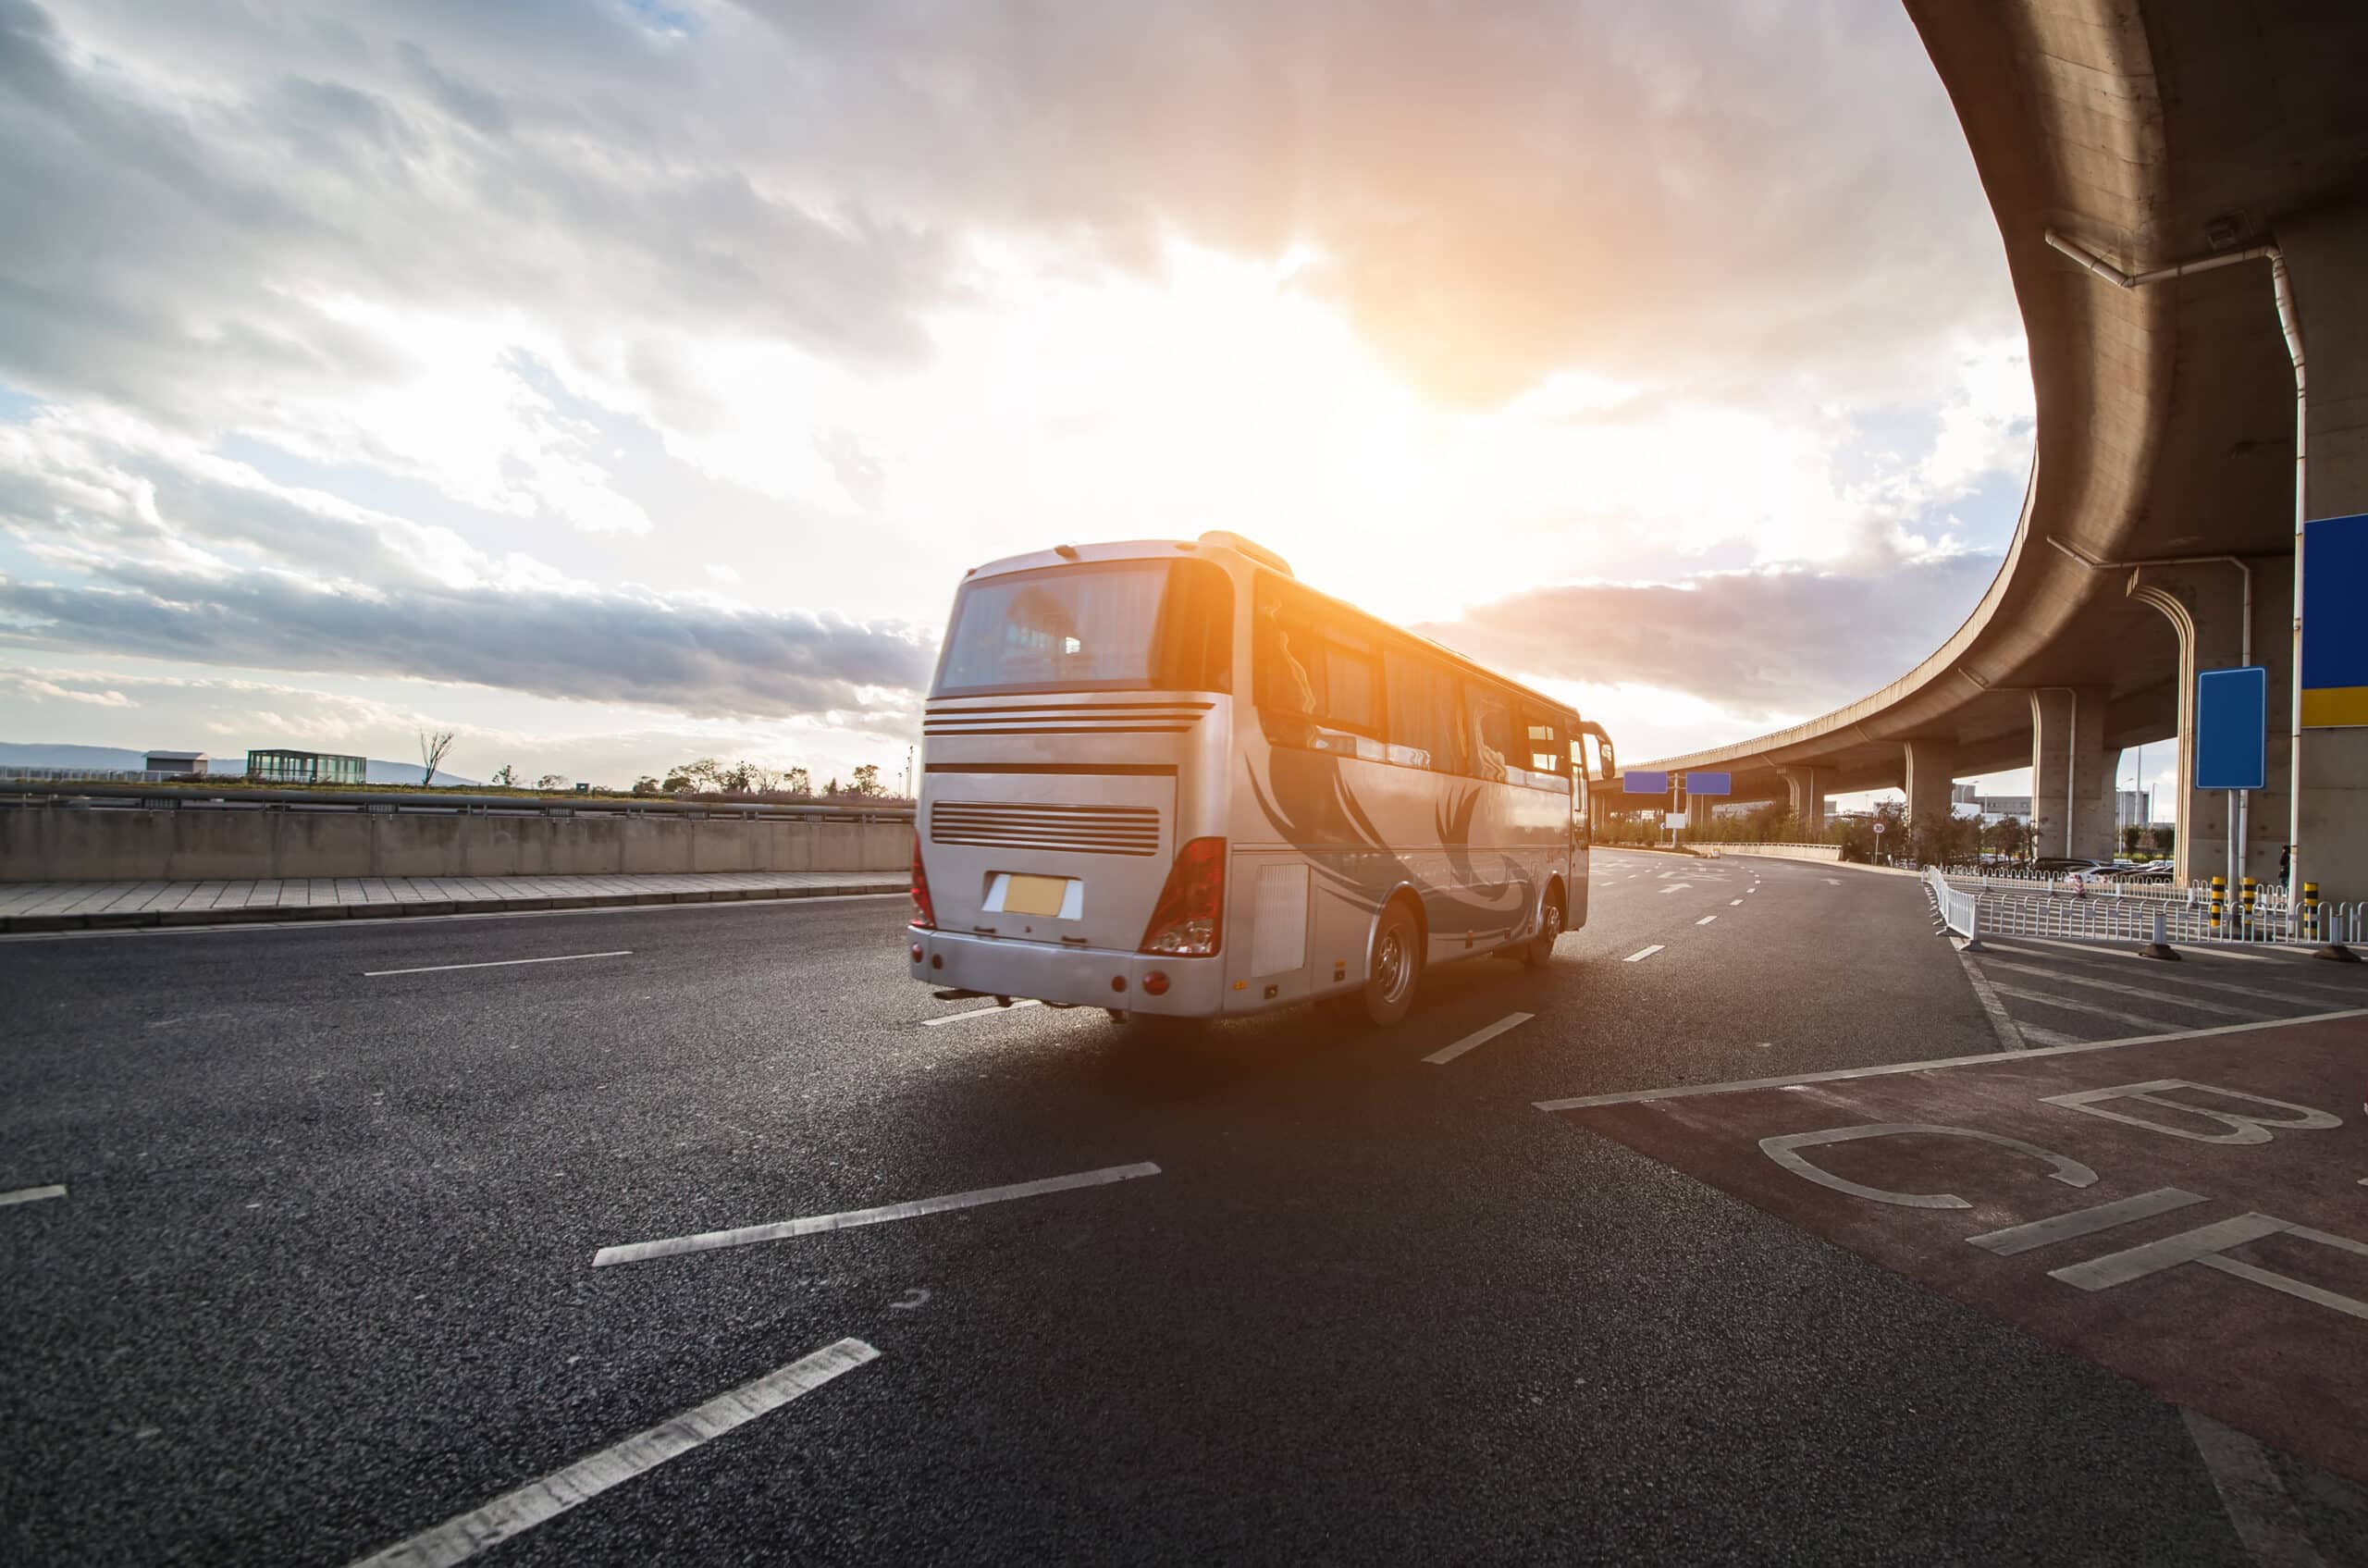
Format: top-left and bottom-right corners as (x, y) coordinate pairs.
(909, 929), (1227, 1016)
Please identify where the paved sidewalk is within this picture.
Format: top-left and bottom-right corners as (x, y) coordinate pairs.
(0, 870), (906, 933)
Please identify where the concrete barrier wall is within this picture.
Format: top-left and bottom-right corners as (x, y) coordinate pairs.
(0, 809), (912, 882)
(1708, 842), (1844, 863)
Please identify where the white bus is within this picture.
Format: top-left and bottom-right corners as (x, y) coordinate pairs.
(908, 532), (1615, 1027)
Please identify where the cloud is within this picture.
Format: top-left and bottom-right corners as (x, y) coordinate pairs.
(0, 0), (2007, 452)
(0, 564), (931, 720)
(1414, 551), (2003, 724)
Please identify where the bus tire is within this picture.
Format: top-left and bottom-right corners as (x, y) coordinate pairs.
(1363, 901), (1423, 1027)
(1521, 883), (1565, 968)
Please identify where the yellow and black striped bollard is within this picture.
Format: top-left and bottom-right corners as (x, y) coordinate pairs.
(2210, 874), (2226, 938)
(2239, 875), (2257, 941)
(2303, 880), (2321, 942)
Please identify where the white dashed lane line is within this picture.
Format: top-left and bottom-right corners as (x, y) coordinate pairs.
(1, 1184), (67, 1207)
(593, 1161), (1162, 1267)
(1423, 1011), (1534, 1066)
(364, 950), (632, 978)
(347, 1339), (879, 1568)
(921, 999), (1042, 1027)
(1696, 915), (1718, 926)
(1624, 945), (1665, 962)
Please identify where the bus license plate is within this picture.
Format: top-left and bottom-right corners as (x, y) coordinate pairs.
(1003, 874), (1071, 918)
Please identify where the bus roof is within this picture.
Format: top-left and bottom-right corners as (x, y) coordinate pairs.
(956, 535), (1581, 722)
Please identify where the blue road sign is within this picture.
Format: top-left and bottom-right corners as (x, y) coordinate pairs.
(1622, 770), (1671, 796)
(1684, 771), (1733, 796)
(2195, 665), (2267, 791)
(2301, 512), (2368, 727)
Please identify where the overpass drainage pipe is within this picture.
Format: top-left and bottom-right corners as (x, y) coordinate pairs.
(2042, 229), (2308, 932)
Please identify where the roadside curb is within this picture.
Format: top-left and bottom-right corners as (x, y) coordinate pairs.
(0, 880), (908, 933)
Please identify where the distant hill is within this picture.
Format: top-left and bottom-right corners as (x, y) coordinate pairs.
(0, 742), (478, 786)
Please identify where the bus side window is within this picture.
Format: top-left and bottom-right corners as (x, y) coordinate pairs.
(1253, 578), (1323, 747)
(1385, 649), (1463, 772)
(1466, 684), (1511, 783)
(1523, 709), (1565, 775)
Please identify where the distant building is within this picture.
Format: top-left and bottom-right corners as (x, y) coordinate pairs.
(144, 749), (207, 775)
(247, 748), (366, 786)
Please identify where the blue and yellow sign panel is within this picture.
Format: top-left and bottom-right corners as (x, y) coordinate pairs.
(2302, 512), (2368, 727)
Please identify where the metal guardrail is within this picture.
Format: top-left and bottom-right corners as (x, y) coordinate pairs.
(0, 781), (916, 823)
(1928, 869), (2362, 948)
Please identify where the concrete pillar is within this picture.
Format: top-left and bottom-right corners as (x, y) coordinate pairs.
(1901, 738), (1956, 835)
(2029, 686), (2116, 860)
(2281, 199), (2368, 903)
(2128, 558), (2294, 886)
(1777, 766), (1825, 828)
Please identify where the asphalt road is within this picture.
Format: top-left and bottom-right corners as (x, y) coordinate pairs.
(3, 852), (2362, 1565)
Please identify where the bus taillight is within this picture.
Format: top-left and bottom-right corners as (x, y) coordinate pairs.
(1139, 836), (1225, 957)
(909, 835), (937, 931)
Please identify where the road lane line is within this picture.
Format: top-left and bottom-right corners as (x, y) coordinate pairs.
(593, 1161), (1162, 1267)
(1623, 945), (1664, 962)
(920, 999), (1042, 1027)
(364, 950), (631, 977)
(1424, 1011), (1534, 1065)
(2180, 1409), (2327, 1568)
(1978, 958), (2274, 1020)
(1729, 899), (1743, 906)
(1696, 915), (1718, 926)
(1984, 982), (2189, 1033)
(347, 1339), (877, 1568)
(1659, 883), (1692, 895)
(1532, 1007), (2368, 1110)
(1978, 941), (2363, 1006)
(1947, 939), (2027, 1053)
(0, 1184), (67, 1207)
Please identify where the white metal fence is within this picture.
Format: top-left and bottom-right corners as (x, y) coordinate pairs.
(1927, 868), (2363, 947)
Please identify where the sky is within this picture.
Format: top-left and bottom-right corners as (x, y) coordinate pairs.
(0, 0), (2174, 810)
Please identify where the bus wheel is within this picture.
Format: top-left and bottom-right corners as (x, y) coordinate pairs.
(1363, 904), (1423, 1026)
(1521, 890), (1564, 968)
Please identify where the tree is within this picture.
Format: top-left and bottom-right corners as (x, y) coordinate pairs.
(632, 775), (661, 796)
(419, 730), (456, 786)
(783, 767), (812, 796)
(823, 776), (841, 796)
(850, 763), (883, 796)
(488, 764), (519, 788)
(536, 773), (568, 790)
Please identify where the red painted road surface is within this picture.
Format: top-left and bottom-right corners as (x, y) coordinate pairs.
(1548, 1013), (2368, 1484)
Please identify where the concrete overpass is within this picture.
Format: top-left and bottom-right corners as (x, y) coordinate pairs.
(1612, 0), (2368, 896)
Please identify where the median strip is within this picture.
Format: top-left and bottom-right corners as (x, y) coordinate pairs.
(592, 1161), (1162, 1267)
(346, 1338), (877, 1568)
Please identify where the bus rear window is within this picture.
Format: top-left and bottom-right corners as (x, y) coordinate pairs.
(933, 560), (1232, 696)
